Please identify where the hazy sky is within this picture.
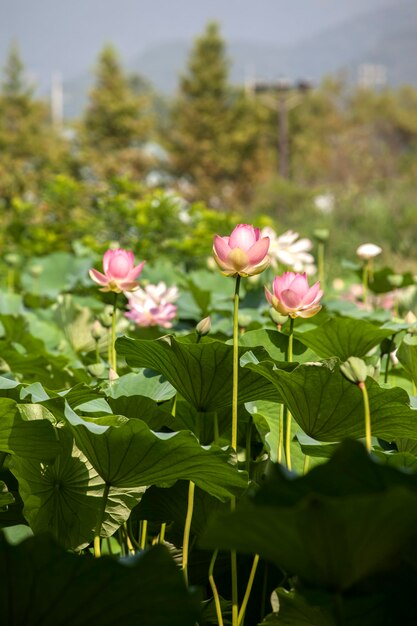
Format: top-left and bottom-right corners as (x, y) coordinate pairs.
(0, 0), (395, 87)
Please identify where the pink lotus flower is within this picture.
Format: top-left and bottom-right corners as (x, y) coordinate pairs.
(213, 224), (270, 277)
(89, 249), (145, 293)
(125, 282), (179, 328)
(265, 272), (323, 318)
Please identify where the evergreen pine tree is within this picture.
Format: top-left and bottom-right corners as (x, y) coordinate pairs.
(0, 43), (66, 201)
(80, 45), (153, 178)
(168, 22), (268, 210)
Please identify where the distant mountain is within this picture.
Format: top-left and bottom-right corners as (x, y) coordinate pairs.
(62, 0), (417, 117)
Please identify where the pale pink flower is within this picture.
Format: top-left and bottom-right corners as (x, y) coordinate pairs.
(213, 224), (270, 277)
(89, 249), (145, 293)
(125, 282), (179, 328)
(265, 272), (323, 318)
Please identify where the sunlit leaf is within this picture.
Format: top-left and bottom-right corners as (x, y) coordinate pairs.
(117, 335), (279, 411)
(64, 404), (247, 499)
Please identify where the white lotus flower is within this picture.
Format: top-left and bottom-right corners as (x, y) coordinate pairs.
(356, 243), (382, 260)
(261, 227), (316, 274)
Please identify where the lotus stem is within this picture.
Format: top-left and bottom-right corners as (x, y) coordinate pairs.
(238, 553), (260, 626)
(231, 274), (241, 626)
(182, 480), (195, 586)
(285, 317), (295, 471)
(159, 522), (166, 544)
(359, 381), (372, 452)
(111, 292), (118, 373)
(139, 519), (148, 550)
(94, 482), (110, 558)
(208, 550), (224, 626)
(318, 241), (325, 288)
(277, 404), (284, 463)
(232, 275), (241, 452)
(362, 261), (370, 305)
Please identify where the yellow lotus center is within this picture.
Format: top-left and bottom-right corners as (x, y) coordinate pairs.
(228, 248), (249, 270)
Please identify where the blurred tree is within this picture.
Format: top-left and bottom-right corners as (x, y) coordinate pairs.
(79, 45), (155, 179)
(0, 43), (68, 204)
(168, 22), (270, 210)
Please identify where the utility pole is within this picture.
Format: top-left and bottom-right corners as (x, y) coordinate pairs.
(51, 72), (64, 131)
(251, 78), (312, 179)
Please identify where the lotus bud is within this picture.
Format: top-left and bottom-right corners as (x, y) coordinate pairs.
(87, 362), (105, 377)
(29, 264), (43, 278)
(99, 306), (113, 329)
(91, 320), (105, 341)
(269, 308), (289, 326)
(313, 228), (330, 243)
(4, 253), (21, 267)
(340, 357), (368, 384)
(387, 274), (403, 288)
(108, 368), (119, 381)
(196, 316), (211, 337)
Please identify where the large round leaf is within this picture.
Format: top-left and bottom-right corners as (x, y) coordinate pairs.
(295, 317), (393, 360)
(248, 360), (417, 441)
(0, 534), (200, 626)
(0, 398), (61, 460)
(64, 404), (247, 499)
(201, 441), (417, 591)
(117, 335), (279, 411)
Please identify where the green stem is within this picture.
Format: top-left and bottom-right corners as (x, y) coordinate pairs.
(303, 454), (311, 474)
(287, 317), (294, 363)
(127, 517), (141, 551)
(159, 522), (166, 544)
(208, 550), (224, 626)
(362, 262), (369, 305)
(107, 328), (112, 369)
(285, 317), (295, 471)
(238, 553), (260, 626)
(111, 293), (118, 373)
(7, 268), (14, 293)
(359, 381), (372, 452)
(182, 480), (195, 586)
(384, 335), (395, 384)
(412, 380), (417, 397)
(124, 522), (135, 554)
(94, 482), (110, 558)
(246, 417), (252, 475)
(106, 537), (113, 555)
(140, 519), (148, 550)
(232, 275), (241, 452)
(260, 561), (268, 621)
(95, 339), (100, 363)
(318, 242), (325, 288)
(231, 274), (241, 626)
(231, 547), (239, 626)
(277, 404), (284, 464)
